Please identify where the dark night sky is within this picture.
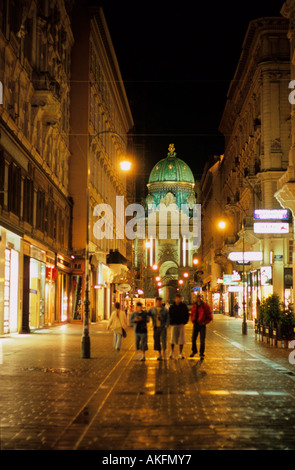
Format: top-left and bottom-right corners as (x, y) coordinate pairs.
(95, 0), (285, 179)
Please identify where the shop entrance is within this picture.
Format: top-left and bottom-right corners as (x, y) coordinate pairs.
(3, 248), (19, 333)
(29, 258), (45, 329)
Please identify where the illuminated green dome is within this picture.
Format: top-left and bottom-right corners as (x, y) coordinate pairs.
(148, 144), (195, 184)
(146, 144), (196, 209)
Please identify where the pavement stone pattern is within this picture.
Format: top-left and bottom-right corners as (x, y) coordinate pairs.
(1, 314), (295, 450)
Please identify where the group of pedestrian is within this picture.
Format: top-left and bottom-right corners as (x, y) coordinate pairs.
(107, 293), (213, 361)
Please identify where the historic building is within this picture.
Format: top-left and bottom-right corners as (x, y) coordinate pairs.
(134, 144), (198, 305)
(69, 2), (134, 321)
(276, 0), (295, 302)
(0, 0), (74, 334)
(200, 17), (293, 318)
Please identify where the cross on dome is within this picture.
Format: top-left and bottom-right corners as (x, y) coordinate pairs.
(168, 143), (176, 156)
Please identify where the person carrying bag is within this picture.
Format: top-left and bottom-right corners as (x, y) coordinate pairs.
(107, 302), (128, 351)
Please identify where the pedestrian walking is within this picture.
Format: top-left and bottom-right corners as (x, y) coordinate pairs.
(131, 302), (149, 361)
(190, 293), (213, 360)
(107, 302), (128, 351)
(168, 293), (189, 359)
(148, 297), (169, 360)
(233, 302), (239, 318)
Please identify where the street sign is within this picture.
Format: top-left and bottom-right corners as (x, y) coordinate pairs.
(228, 251), (263, 262)
(253, 209), (289, 220)
(253, 222), (289, 234)
(228, 285), (243, 292)
(117, 283), (131, 293)
(223, 274), (232, 285)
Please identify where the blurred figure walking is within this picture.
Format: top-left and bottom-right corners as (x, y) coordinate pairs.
(169, 294), (189, 359)
(190, 294), (213, 360)
(131, 302), (149, 361)
(107, 302), (128, 351)
(148, 297), (169, 360)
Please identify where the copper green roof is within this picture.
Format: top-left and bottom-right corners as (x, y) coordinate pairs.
(148, 144), (195, 185)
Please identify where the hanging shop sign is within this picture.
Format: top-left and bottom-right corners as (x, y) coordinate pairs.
(117, 283), (131, 293)
(228, 252), (263, 262)
(253, 222), (289, 234)
(192, 286), (202, 292)
(223, 274), (233, 285)
(228, 285), (243, 293)
(46, 266), (58, 281)
(253, 209), (289, 220)
(231, 270), (241, 281)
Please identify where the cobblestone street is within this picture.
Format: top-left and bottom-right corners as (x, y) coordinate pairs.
(1, 314), (295, 450)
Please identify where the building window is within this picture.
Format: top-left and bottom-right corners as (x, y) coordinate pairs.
(45, 199), (54, 239)
(23, 177), (34, 225)
(288, 239), (294, 265)
(0, 150), (5, 207)
(8, 162), (21, 216)
(36, 189), (45, 231)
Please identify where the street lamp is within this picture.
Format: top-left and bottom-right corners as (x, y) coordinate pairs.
(218, 216), (247, 334)
(218, 220), (226, 230)
(241, 218), (247, 335)
(81, 129), (131, 358)
(218, 220), (227, 316)
(120, 160), (132, 172)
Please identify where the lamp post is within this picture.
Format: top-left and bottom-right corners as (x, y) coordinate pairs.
(241, 218), (247, 335)
(81, 130), (131, 358)
(218, 217), (247, 335)
(218, 221), (226, 316)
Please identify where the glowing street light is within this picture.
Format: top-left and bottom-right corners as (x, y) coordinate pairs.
(157, 281), (162, 287)
(120, 160), (132, 171)
(145, 241), (151, 248)
(155, 276), (161, 282)
(178, 279), (184, 285)
(183, 272), (189, 278)
(218, 221), (226, 230)
(193, 258), (199, 266)
(152, 264), (158, 271)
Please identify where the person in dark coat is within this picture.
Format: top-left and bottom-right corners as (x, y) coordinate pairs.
(148, 297), (169, 360)
(168, 294), (189, 359)
(190, 293), (213, 360)
(131, 302), (149, 361)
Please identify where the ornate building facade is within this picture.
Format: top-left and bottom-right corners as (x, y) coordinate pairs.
(200, 17), (293, 318)
(69, 2), (134, 321)
(134, 144), (198, 305)
(0, 0), (74, 334)
(276, 0), (295, 301)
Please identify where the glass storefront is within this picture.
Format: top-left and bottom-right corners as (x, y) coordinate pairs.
(3, 248), (19, 333)
(29, 246), (46, 329)
(58, 272), (69, 322)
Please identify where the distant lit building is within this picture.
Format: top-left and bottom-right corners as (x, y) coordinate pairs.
(134, 144), (198, 305)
